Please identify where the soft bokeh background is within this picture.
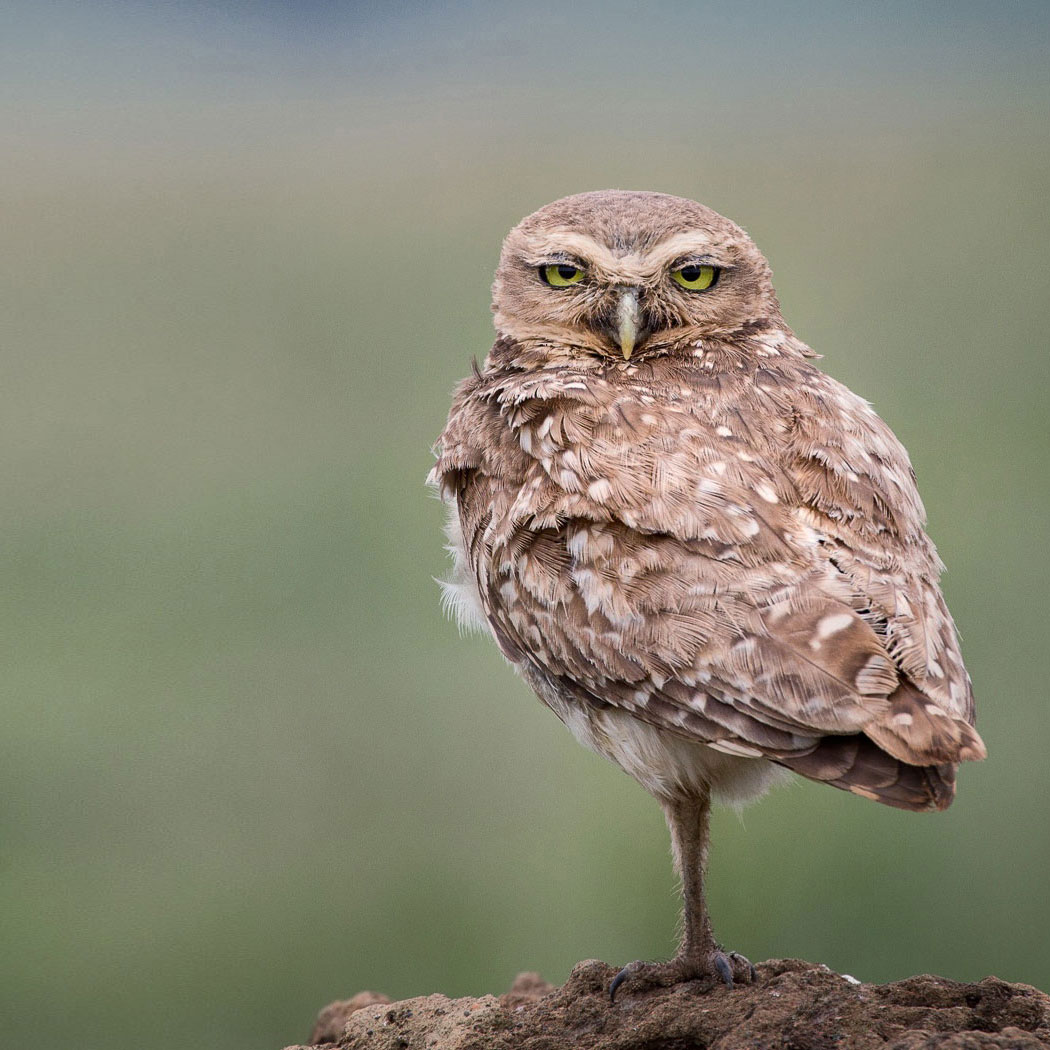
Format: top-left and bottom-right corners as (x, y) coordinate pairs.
(3, 2), (1048, 1047)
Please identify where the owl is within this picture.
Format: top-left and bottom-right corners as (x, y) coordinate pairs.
(428, 191), (985, 999)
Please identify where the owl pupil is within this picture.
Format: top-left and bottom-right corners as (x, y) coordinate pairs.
(558, 265), (578, 280)
(681, 266), (701, 281)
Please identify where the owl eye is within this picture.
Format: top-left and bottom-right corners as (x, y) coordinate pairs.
(671, 264), (718, 291)
(541, 264), (585, 287)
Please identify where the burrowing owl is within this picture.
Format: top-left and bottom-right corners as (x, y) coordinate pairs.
(428, 190), (985, 998)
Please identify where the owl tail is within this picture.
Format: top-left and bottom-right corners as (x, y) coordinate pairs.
(772, 733), (959, 812)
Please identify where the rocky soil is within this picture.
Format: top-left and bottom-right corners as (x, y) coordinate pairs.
(285, 957), (1050, 1049)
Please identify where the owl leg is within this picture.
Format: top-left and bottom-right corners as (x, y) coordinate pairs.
(609, 792), (755, 1001)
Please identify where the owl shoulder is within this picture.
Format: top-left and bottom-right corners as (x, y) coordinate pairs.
(745, 359), (928, 548)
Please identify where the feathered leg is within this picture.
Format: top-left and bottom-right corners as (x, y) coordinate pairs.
(610, 791), (755, 1001)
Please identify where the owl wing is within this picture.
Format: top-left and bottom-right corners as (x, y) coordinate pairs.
(726, 366), (986, 806)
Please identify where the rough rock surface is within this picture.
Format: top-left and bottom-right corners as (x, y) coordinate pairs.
(286, 958), (1050, 1050)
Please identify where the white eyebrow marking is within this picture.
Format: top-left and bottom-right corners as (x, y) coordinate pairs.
(521, 227), (731, 283)
(649, 230), (723, 264)
(522, 230), (620, 269)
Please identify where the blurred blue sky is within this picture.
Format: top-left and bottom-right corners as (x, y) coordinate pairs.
(5, 2), (1048, 147)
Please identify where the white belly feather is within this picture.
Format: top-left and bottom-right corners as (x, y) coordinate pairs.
(438, 509), (489, 635)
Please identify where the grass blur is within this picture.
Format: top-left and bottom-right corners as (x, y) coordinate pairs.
(2, 3), (1048, 1048)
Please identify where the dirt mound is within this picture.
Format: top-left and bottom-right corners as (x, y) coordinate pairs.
(287, 958), (1050, 1049)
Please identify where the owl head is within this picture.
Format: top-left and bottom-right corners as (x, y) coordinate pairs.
(492, 191), (781, 361)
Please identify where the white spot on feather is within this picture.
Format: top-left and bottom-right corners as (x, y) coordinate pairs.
(566, 530), (589, 559)
(816, 612), (854, 639)
(708, 740), (764, 759)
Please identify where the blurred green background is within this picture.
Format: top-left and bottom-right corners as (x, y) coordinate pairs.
(2, 2), (1048, 1047)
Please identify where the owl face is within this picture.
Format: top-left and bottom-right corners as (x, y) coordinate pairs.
(492, 191), (781, 361)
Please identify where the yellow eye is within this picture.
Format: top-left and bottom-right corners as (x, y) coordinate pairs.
(671, 264), (718, 291)
(541, 263), (585, 287)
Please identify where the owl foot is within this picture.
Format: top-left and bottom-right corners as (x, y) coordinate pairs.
(609, 949), (756, 1002)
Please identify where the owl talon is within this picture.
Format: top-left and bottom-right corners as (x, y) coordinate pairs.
(713, 952), (734, 987)
(609, 948), (755, 1003)
(609, 961), (643, 1002)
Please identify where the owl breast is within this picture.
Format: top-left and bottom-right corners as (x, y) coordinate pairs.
(433, 361), (812, 802)
(437, 358), (823, 675)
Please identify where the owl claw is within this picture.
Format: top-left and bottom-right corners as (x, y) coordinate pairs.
(608, 950), (756, 1002)
(713, 952), (734, 987)
(609, 960), (643, 1002)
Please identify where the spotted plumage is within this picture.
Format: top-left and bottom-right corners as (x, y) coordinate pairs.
(429, 191), (985, 995)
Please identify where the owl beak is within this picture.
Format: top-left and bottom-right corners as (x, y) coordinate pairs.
(616, 288), (642, 360)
